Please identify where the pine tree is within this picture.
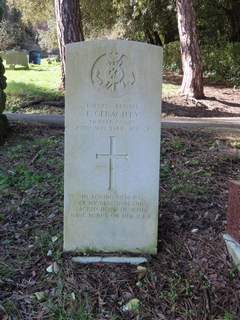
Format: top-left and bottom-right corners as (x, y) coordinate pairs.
(54, 0), (84, 89)
(176, 0), (204, 99)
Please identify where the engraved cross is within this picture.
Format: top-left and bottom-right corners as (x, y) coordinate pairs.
(96, 136), (128, 190)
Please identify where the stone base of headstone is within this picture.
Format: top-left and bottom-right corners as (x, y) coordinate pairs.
(72, 256), (148, 265)
(223, 234), (240, 271)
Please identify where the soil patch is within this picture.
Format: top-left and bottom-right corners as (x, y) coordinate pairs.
(163, 74), (240, 118)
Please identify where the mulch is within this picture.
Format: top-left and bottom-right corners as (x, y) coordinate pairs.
(163, 74), (240, 118)
(0, 124), (240, 319)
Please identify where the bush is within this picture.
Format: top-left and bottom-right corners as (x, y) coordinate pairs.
(164, 41), (182, 72)
(0, 57), (8, 143)
(164, 41), (240, 86)
(0, 114), (8, 143)
(0, 19), (17, 51)
(202, 42), (240, 86)
(38, 18), (58, 52)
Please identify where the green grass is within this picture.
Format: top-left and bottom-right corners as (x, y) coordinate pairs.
(4, 60), (178, 113)
(5, 60), (62, 112)
(1, 127), (240, 319)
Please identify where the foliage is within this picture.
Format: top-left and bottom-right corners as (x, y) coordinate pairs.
(7, 0), (54, 24)
(0, 164), (44, 191)
(224, 311), (235, 320)
(164, 41), (182, 72)
(0, 1), (8, 142)
(7, 0), (55, 51)
(4, 59), (62, 112)
(5, 0), (240, 48)
(0, 19), (24, 51)
(164, 41), (240, 86)
(0, 0), (4, 20)
(202, 42), (240, 86)
(81, 0), (117, 38)
(196, 0), (240, 43)
(38, 18), (58, 52)
(196, 0), (231, 44)
(113, 0), (178, 44)
(0, 1), (36, 51)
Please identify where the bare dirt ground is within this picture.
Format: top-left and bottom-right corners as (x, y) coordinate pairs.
(1, 124), (240, 319)
(163, 74), (240, 118)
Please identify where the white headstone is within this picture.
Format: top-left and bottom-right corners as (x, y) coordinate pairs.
(64, 40), (162, 254)
(2, 50), (29, 69)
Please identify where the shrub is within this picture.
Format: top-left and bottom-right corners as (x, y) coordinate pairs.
(0, 19), (17, 51)
(164, 41), (182, 72)
(38, 18), (58, 52)
(164, 41), (240, 86)
(202, 42), (240, 86)
(0, 56), (8, 143)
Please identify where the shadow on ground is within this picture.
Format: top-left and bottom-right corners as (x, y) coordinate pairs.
(163, 72), (240, 118)
(6, 81), (62, 101)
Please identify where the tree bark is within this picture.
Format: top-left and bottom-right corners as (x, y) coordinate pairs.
(54, 0), (84, 90)
(153, 31), (163, 46)
(176, 0), (204, 99)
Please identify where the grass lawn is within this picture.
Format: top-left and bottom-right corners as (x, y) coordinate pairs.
(5, 60), (63, 113)
(4, 60), (179, 114)
(0, 124), (240, 319)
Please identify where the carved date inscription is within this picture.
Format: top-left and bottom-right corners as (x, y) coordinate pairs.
(69, 193), (151, 219)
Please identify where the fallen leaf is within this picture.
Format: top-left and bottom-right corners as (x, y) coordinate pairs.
(122, 298), (140, 313)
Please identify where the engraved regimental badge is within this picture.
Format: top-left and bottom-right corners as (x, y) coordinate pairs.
(91, 49), (136, 97)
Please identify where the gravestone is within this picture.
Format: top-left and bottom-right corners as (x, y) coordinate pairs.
(64, 40), (162, 254)
(1, 50), (29, 69)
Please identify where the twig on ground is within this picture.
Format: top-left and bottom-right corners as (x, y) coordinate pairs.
(186, 96), (215, 109)
(30, 150), (42, 165)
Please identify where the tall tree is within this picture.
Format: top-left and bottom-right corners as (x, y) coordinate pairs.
(176, 0), (204, 99)
(54, 0), (84, 89)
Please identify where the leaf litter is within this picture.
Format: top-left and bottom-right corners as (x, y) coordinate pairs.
(0, 123), (240, 319)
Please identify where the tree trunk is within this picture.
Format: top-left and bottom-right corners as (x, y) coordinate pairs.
(153, 31), (163, 46)
(145, 29), (155, 45)
(176, 0), (204, 99)
(145, 29), (163, 46)
(54, 0), (84, 90)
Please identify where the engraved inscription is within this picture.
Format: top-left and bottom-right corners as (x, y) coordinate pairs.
(96, 136), (128, 190)
(69, 193), (151, 219)
(91, 49), (136, 96)
(72, 102), (151, 133)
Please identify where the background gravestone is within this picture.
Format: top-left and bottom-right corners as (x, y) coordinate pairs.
(64, 40), (162, 254)
(1, 50), (29, 69)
